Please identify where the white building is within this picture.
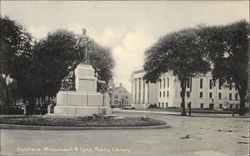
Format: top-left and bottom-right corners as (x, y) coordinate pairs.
(131, 67), (241, 110)
(131, 68), (158, 109)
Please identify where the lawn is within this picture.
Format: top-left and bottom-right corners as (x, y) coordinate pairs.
(0, 115), (166, 127)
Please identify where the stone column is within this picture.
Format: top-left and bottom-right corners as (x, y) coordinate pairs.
(140, 78), (144, 104)
(132, 78), (136, 105)
(145, 81), (148, 107)
(131, 79), (134, 106)
(136, 78), (140, 104)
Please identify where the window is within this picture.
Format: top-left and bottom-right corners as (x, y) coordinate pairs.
(219, 81), (222, 90)
(165, 102), (168, 108)
(230, 104), (233, 109)
(115, 100), (118, 104)
(167, 91), (169, 98)
(209, 79), (213, 89)
(235, 94), (238, 100)
(236, 104), (239, 109)
(200, 103), (204, 109)
(114, 95), (118, 99)
(229, 85), (232, 90)
(187, 78), (190, 88)
(219, 104), (223, 109)
(209, 104), (214, 110)
(159, 92), (161, 97)
(163, 79), (165, 88)
(160, 79), (162, 89)
(218, 93), (222, 99)
(163, 91), (165, 97)
(200, 92), (203, 98)
(229, 93), (232, 100)
(200, 79), (203, 89)
(187, 91), (190, 98)
(167, 78), (169, 88)
(125, 96), (128, 99)
(209, 92), (212, 98)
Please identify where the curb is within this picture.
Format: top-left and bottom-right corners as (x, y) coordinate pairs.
(114, 110), (250, 118)
(0, 123), (170, 130)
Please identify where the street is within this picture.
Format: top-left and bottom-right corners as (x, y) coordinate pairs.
(1, 111), (249, 156)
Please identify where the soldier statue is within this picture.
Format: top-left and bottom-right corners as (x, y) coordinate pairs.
(73, 28), (91, 64)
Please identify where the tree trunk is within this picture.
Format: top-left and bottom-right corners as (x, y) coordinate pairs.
(2, 77), (10, 109)
(27, 97), (35, 115)
(180, 79), (186, 116)
(238, 88), (246, 116)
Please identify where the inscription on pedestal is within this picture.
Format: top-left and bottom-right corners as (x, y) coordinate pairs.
(78, 78), (95, 91)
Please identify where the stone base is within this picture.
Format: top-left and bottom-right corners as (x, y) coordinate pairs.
(53, 91), (112, 116)
(54, 106), (112, 116)
(52, 64), (112, 117)
(56, 91), (104, 107)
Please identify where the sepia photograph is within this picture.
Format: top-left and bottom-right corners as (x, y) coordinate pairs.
(0, 1), (249, 156)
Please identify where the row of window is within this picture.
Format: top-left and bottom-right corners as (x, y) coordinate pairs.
(159, 78), (170, 89)
(159, 91), (170, 98)
(114, 100), (129, 104)
(114, 95), (129, 99)
(178, 91), (238, 100)
(200, 103), (239, 109)
(118, 90), (127, 94)
(159, 78), (235, 90)
(200, 92), (238, 100)
(156, 102), (239, 109)
(201, 79), (235, 90)
(158, 102), (168, 108)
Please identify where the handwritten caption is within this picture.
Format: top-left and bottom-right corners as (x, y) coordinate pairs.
(17, 146), (131, 153)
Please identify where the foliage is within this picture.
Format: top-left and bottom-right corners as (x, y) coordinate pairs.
(0, 16), (32, 108)
(33, 30), (115, 95)
(89, 41), (115, 91)
(1, 16), (32, 76)
(144, 28), (211, 115)
(32, 29), (78, 97)
(198, 20), (249, 115)
(1, 17), (115, 114)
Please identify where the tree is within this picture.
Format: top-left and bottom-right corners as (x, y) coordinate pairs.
(0, 16), (32, 108)
(32, 29), (78, 99)
(198, 20), (249, 115)
(33, 30), (115, 98)
(89, 41), (115, 92)
(144, 29), (210, 116)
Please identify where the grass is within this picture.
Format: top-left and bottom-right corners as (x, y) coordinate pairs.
(0, 116), (166, 127)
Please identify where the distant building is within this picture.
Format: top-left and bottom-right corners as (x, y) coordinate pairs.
(131, 68), (158, 109)
(132, 67), (243, 110)
(109, 83), (132, 108)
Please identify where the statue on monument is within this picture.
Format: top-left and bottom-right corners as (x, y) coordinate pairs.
(94, 68), (107, 93)
(73, 28), (91, 64)
(60, 28), (92, 91)
(60, 61), (79, 91)
(60, 65), (75, 91)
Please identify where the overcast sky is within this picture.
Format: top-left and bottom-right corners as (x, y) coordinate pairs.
(1, 1), (249, 92)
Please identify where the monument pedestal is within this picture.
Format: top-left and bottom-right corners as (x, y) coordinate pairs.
(53, 64), (111, 116)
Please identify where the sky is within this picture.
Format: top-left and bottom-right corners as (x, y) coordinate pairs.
(1, 1), (249, 92)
